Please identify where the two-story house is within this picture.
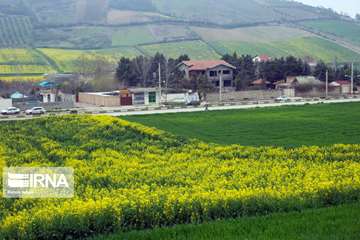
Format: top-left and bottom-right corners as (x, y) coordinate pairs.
(178, 60), (236, 88)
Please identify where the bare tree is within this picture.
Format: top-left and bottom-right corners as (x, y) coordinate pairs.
(133, 56), (152, 87)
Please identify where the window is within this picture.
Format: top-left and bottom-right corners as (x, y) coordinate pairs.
(223, 70), (231, 75)
(148, 92), (156, 103)
(134, 93), (145, 105)
(209, 71), (217, 77)
(224, 80), (232, 87)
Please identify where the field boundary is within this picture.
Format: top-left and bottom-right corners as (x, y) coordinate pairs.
(32, 48), (61, 72)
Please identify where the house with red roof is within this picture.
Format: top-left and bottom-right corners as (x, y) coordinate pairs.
(178, 60), (236, 88)
(253, 55), (271, 63)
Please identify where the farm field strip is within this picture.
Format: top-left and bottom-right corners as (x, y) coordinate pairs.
(301, 20), (360, 46)
(37, 47), (141, 73)
(139, 40), (220, 60)
(93, 203), (360, 240)
(210, 37), (360, 62)
(123, 102), (360, 147)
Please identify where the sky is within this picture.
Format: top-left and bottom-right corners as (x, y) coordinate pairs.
(297, 0), (359, 17)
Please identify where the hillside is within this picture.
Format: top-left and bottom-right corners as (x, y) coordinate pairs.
(0, 0), (359, 81)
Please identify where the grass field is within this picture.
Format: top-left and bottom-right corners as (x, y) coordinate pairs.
(124, 103), (360, 147)
(301, 20), (360, 46)
(93, 203), (360, 240)
(140, 40), (220, 60)
(209, 37), (360, 62)
(0, 48), (55, 79)
(192, 26), (312, 43)
(0, 75), (46, 82)
(112, 24), (194, 46)
(38, 47), (141, 73)
(0, 48), (48, 65)
(193, 25), (360, 62)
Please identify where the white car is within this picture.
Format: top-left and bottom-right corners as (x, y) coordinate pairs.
(25, 107), (46, 115)
(1, 107), (21, 115)
(275, 96), (290, 102)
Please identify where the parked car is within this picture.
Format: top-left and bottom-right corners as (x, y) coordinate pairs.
(25, 107), (46, 115)
(275, 96), (290, 102)
(1, 107), (21, 115)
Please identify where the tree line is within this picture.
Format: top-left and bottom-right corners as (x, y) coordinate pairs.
(115, 52), (360, 91)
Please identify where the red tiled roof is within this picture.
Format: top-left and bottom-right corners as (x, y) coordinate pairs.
(251, 79), (271, 85)
(335, 80), (351, 85)
(259, 55), (270, 61)
(253, 55), (271, 62)
(182, 60), (236, 71)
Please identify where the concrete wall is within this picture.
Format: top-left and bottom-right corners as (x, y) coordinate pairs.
(207, 90), (282, 102)
(79, 93), (120, 107)
(340, 85), (351, 94)
(295, 88), (341, 98)
(0, 98), (12, 109)
(206, 66), (234, 83)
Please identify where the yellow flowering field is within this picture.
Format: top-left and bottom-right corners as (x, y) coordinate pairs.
(0, 115), (359, 239)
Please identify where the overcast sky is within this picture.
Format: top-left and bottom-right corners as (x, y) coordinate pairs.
(297, 0), (359, 17)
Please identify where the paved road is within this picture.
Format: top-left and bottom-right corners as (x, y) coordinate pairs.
(1, 97), (360, 122)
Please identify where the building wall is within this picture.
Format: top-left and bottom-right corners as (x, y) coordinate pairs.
(207, 90), (282, 102)
(282, 88), (295, 97)
(78, 93), (120, 107)
(206, 66), (234, 83)
(41, 93), (56, 103)
(132, 91), (160, 105)
(0, 98), (12, 109)
(182, 65), (234, 86)
(295, 87), (341, 98)
(341, 85), (351, 94)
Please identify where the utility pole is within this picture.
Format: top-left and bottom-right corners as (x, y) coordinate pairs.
(165, 59), (168, 104)
(219, 71), (222, 102)
(158, 63), (162, 104)
(351, 62), (354, 95)
(325, 70), (329, 98)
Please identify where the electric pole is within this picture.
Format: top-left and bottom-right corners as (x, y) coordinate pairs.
(219, 71), (222, 102)
(158, 63), (162, 103)
(326, 70), (328, 98)
(351, 62), (354, 95)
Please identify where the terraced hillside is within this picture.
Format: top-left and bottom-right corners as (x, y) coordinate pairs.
(0, 48), (55, 81)
(300, 20), (360, 47)
(192, 26), (360, 62)
(0, 0), (359, 81)
(152, 0), (338, 25)
(0, 16), (33, 48)
(38, 47), (141, 73)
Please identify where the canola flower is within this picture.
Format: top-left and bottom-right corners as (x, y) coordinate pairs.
(0, 115), (359, 239)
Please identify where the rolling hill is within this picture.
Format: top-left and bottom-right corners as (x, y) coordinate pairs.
(0, 0), (359, 81)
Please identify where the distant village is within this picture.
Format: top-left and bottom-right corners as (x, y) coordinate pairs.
(0, 53), (359, 113)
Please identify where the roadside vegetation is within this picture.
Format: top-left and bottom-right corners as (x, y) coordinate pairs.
(0, 115), (359, 239)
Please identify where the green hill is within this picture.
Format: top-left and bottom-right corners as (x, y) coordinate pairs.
(301, 20), (360, 47)
(0, 0), (359, 81)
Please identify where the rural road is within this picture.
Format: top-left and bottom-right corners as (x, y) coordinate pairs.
(1, 97), (360, 122)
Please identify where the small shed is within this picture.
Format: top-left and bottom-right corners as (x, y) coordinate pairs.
(330, 80), (351, 94)
(78, 88), (161, 107)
